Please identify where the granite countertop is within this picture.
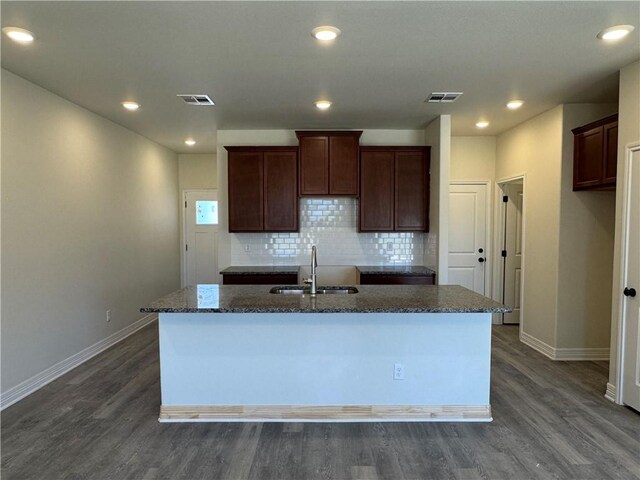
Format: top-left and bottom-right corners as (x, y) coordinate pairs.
(220, 266), (300, 275)
(141, 284), (510, 314)
(356, 265), (436, 276)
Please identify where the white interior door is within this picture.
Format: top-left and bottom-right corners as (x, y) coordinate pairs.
(502, 183), (523, 324)
(448, 183), (487, 295)
(184, 191), (219, 286)
(622, 145), (640, 411)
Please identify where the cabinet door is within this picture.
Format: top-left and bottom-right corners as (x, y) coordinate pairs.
(228, 151), (264, 231)
(264, 151), (298, 232)
(395, 151), (428, 231)
(329, 135), (359, 195)
(359, 151), (395, 231)
(359, 274), (435, 285)
(299, 136), (329, 195)
(573, 126), (603, 190)
(603, 121), (618, 185)
(223, 273), (298, 285)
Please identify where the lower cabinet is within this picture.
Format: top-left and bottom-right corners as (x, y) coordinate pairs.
(357, 273), (435, 285)
(226, 146), (298, 232)
(222, 273), (298, 285)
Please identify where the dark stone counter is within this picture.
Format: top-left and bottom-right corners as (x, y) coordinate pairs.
(142, 284), (510, 314)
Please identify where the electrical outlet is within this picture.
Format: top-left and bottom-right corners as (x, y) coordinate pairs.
(106, 310), (112, 322)
(387, 242), (394, 252)
(244, 244), (250, 252)
(394, 363), (405, 380)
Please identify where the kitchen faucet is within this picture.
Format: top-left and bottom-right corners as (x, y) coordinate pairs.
(305, 245), (318, 296)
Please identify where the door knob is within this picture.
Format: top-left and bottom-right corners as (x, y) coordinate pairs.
(624, 287), (637, 297)
(478, 248), (484, 253)
(478, 257), (486, 263)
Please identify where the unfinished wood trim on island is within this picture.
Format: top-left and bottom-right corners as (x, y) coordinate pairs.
(159, 404), (492, 422)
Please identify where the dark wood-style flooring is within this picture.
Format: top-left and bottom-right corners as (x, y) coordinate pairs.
(2, 323), (639, 480)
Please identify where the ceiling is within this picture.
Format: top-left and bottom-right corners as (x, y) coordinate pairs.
(2, 1), (639, 153)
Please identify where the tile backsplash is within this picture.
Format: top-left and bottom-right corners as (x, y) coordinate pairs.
(231, 198), (424, 265)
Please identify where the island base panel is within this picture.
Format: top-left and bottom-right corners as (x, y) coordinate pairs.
(158, 312), (492, 422)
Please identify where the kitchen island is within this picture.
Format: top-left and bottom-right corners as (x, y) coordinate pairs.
(142, 285), (509, 423)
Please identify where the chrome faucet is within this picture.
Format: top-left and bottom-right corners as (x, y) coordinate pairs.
(305, 245), (318, 296)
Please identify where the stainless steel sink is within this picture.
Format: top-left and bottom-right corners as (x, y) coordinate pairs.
(269, 286), (359, 295)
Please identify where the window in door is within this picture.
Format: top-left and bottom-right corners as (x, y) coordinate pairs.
(196, 200), (218, 225)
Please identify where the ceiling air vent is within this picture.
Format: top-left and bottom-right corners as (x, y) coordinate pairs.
(177, 94), (215, 106)
(425, 92), (463, 103)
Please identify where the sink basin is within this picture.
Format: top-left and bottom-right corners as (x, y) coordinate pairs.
(269, 286), (359, 295)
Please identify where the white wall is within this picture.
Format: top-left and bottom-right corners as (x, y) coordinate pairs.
(557, 104), (617, 350)
(496, 106), (564, 346)
(178, 153), (217, 192)
(450, 136), (496, 182)
(424, 116), (451, 284)
(449, 136), (496, 303)
(216, 129), (428, 273)
(178, 153), (217, 285)
(610, 60), (640, 389)
(1, 70), (180, 396)
(496, 103), (618, 353)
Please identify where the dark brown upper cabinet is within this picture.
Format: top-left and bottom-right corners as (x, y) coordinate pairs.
(227, 149), (263, 231)
(395, 151), (429, 231)
(359, 150), (395, 231)
(226, 147), (298, 232)
(572, 113), (618, 191)
(296, 131), (362, 196)
(359, 146), (430, 232)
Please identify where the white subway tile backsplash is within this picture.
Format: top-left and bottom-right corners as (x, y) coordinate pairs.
(230, 198), (424, 265)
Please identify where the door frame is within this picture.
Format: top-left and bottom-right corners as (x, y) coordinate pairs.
(613, 142), (640, 405)
(492, 174), (527, 332)
(449, 180), (493, 300)
(181, 189), (218, 288)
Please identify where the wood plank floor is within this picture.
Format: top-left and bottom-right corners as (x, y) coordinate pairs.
(2, 323), (639, 480)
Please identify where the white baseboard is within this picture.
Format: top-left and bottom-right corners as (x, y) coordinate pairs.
(520, 331), (556, 359)
(605, 383), (617, 403)
(554, 347), (610, 361)
(1, 313), (157, 410)
(520, 331), (610, 361)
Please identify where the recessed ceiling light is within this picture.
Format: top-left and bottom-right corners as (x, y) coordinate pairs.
(184, 139), (196, 146)
(2, 27), (35, 44)
(311, 26), (341, 41)
(597, 25), (635, 41)
(506, 100), (525, 110)
(121, 101), (140, 111)
(476, 121), (490, 129)
(315, 100), (332, 110)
